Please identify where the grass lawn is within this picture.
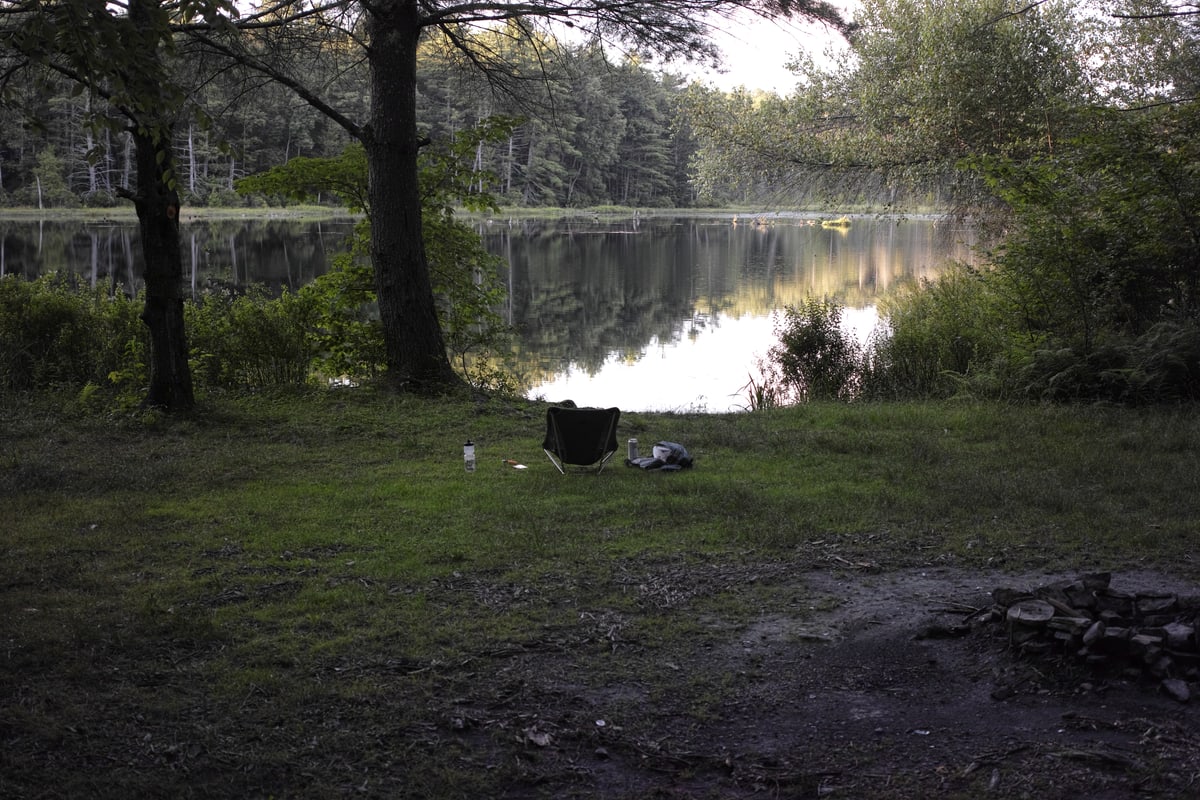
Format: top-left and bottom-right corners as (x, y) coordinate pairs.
(3, 389), (1198, 798)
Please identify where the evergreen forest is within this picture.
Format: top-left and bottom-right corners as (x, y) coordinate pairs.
(3, 2), (1197, 214)
(0, 25), (709, 210)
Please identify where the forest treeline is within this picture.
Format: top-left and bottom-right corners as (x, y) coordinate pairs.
(6, 2), (1194, 218)
(0, 25), (725, 211)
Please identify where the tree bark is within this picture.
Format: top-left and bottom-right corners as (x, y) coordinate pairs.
(132, 125), (194, 410)
(365, 0), (461, 391)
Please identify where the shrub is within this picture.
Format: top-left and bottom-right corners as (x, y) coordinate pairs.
(186, 287), (318, 390)
(297, 233), (385, 385)
(767, 298), (862, 402)
(0, 275), (146, 398)
(972, 105), (1200, 350)
(425, 212), (513, 388)
(1133, 320), (1200, 402)
(1018, 319), (1200, 404)
(863, 264), (1016, 399)
(81, 191), (121, 209)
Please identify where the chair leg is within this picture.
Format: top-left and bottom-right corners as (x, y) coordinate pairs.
(544, 449), (566, 474)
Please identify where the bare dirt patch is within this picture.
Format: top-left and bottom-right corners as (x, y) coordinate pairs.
(701, 568), (1200, 798)
(475, 567), (1200, 799)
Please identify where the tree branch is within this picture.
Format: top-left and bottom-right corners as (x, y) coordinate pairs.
(185, 31), (365, 141)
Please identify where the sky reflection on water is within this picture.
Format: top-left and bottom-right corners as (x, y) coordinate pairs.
(529, 307), (881, 413)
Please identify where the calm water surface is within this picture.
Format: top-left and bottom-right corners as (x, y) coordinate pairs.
(0, 216), (355, 293)
(2, 212), (976, 412)
(481, 214), (977, 412)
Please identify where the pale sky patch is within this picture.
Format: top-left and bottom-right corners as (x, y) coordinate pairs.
(686, 9), (853, 93)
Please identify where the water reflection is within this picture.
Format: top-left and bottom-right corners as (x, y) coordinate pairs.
(2, 212), (976, 412)
(0, 216), (355, 295)
(480, 214), (976, 412)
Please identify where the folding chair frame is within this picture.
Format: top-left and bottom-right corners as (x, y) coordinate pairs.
(542, 406), (621, 474)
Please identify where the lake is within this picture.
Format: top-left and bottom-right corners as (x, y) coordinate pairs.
(2, 212), (976, 412)
(0, 216), (357, 293)
(480, 213), (977, 412)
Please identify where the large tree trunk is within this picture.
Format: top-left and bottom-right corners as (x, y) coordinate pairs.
(365, 1), (460, 391)
(132, 125), (194, 410)
(116, 0), (193, 411)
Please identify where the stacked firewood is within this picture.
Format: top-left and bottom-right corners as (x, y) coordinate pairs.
(990, 572), (1198, 702)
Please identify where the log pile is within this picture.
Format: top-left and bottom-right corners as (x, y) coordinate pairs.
(989, 572), (1199, 703)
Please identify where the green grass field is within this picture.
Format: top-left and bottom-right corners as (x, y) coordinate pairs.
(3, 390), (1198, 797)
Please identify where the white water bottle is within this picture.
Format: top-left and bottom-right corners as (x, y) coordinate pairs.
(463, 440), (476, 472)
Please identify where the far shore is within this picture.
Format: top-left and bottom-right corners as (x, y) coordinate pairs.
(0, 203), (949, 223)
(0, 205), (355, 223)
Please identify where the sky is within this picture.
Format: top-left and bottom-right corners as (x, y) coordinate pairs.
(675, 5), (858, 93)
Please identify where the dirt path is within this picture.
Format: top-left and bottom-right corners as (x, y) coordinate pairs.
(537, 567), (1200, 799)
(709, 568), (1198, 798)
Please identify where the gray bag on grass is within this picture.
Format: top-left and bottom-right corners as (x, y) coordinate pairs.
(626, 441), (693, 471)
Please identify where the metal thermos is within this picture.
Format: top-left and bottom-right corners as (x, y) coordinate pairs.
(463, 440), (476, 472)
(628, 438), (639, 460)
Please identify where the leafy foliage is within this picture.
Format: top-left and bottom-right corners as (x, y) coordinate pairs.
(296, 225), (385, 384)
(864, 265), (1016, 400)
(1015, 321), (1200, 404)
(185, 287), (316, 389)
(731, 2), (1200, 405)
(235, 121), (517, 389)
(850, 99), (1200, 405)
(0, 274), (146, 403)
(1, 10), (696, 210)
(974, 103), (1200, 347)
(686, 0), (1090, 208)
(235, 146), (369, 213)
(28, 148), (79, 209)
(415, 28), (699, 209)
(0, 118), (520, 400)
(766, 298), (863, 402)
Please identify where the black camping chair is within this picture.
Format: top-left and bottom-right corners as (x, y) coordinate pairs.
(542, 406), (621, 474)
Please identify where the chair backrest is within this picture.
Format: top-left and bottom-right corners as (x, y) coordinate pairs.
(543, 406), (621, 471)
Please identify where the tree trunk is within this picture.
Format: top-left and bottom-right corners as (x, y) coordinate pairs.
(121, 131), (133, 192)
(132, 125), (194, 410)
(523, 132), (537, 205)
(187, 123), (198, 196)
(505, 136), (514, 195)
(365, 1), (460, 390)
(84, 127), (99, 197)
